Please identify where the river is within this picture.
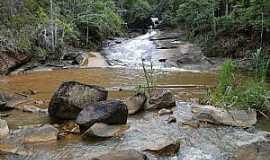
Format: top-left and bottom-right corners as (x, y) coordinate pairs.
(0, 30), (269, 160)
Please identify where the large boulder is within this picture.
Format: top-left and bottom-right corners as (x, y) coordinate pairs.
(0, 50), (30, 75)
(91, 150), (148, 160)
(125, 93), (146, 115)
(192, 105), (257, 127)
(83, 123), (128, 139)
(62, 48), (88, 65)
(48, 81), (108, 120)
(0, 119), (9, 138)
(76, 100), (128, 130)
(145, 89), (176, 110)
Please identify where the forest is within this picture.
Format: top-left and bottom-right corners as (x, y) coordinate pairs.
(0, 0), (269, 59)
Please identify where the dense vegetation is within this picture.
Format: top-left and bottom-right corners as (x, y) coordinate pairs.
(202, 56), (270, 115)
(0, 0), (124, 58)
(0, 0), (269, 60)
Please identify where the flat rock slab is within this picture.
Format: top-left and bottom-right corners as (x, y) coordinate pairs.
(232, 141), (270, 160)
(91, 150), (148, 160)
(83, 123), (129, 139)
(192, 105), (257, 127)
(9, 124), (59, 144)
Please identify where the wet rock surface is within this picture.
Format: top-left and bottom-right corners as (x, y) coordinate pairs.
(83, 123), (128, 139)
(146, 89), (176, 110)
(1, 101), (270, 160)
(0, 124), (58, 157)
(0, 92), (30, 111)
(11, 124), (58, 144)
(192, 104), (257, 127)
(0, 51), (30, 75)
(126, 93), (146, 115)
(0, 119), (9, 138)
(76, 100), (128, 130)
(144, 138), (180, 156)
(232, 141), (270, 160)
(49, 81), (108, 120)
(91, 149), (148, 160)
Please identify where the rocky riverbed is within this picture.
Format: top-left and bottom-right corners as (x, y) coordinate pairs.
(0, 83), (269, 160)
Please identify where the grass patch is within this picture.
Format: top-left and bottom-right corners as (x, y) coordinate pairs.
(202, 55), (270, 115)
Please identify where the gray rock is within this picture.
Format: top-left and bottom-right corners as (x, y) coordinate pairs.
(76, 100), (128, 130)
(0, 51), (30, 75)
(158, 108), (173, 116)
(232, 141), (270, 160)
(83, 123), (128, 139)
(22, 105), (48, 114)
(91, 150), (148, 160)
(0, 119), (9, 138)
(11, 124), (59, 144)
(49, 81), (108, 120)
(192, 105), (257, 127)
(126, 93), (146, 115)
(166, 116), (177, 123)
(146, 89), (176, 110)
(144, 138), (181, 156)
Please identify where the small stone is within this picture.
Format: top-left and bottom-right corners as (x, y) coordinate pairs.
(158, 109), (173, 116)
(91, 149), (147, 160)
(126, 93), (146, 115)
(167, 116), (176, 123)
(22, 105), (48, 114)
(34, 100), (45, 105)
(61, 121), (80, 134)
(144, 138), (181, 156)
(0, 119), (9, 138)
(146, 89), (176, 110)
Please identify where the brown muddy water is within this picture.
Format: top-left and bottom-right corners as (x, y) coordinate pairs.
(0, 67), (217, 129)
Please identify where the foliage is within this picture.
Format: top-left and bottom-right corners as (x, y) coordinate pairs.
(250, 48), (270, 82)
(0, 0), (124, 57)
(203, 59), (270, 114)
(217, 59), (236, 94)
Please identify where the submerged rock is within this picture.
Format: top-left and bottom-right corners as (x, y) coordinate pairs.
(10, 124), (59, 144)
(76, 100), (128, 130)
(146, 89), (176, 110)
(126, 93), (146, 115)
(91, 150), (148, 160)
(144, 138), (181, 156)
(49, 81), (108, 120)
(0, 119), (9, 138)
(22, 105), (48, 114)
(192, 105), (257, 127)
(83, 123), (128, 139)
(0, 143), (32, 156)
